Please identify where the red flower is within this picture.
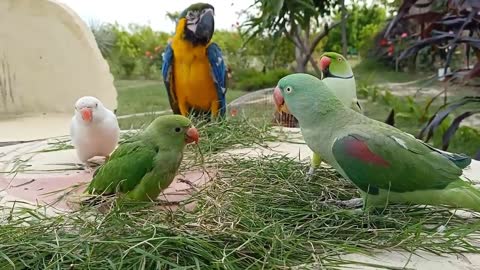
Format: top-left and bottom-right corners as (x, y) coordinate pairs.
(230, 108), (238, 117)
(145, 51), (152, 57)
(380, 38), (388, 46)
(387, 44), (394, 56)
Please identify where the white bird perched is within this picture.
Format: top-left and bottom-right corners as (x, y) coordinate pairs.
(70, 96), (120, 172)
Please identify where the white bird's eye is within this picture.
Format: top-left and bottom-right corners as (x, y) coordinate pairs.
(95, 103), (98, 108)
(285, 86), (292, 93)
(174, 127), (182, 133)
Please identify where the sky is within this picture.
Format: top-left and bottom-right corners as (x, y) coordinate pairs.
(57, 0), (255, 33)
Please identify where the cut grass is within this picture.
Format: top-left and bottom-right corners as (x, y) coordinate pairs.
(2, 78), (480, 268)
(2, 152), (480, 269)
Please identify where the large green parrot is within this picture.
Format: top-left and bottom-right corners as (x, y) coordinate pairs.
(273, 73), (480, 211)
(309, 52), (362, 177)
(86, 115), (199, 202)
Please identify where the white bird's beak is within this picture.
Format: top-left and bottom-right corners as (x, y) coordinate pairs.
(80, 107), (93, 122)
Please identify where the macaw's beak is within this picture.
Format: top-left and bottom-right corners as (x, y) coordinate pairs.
(195, 10), (214, 42)
(185, 126), (199, 144)
(273, 86), (289, 113)
(80, 107), (93, 122)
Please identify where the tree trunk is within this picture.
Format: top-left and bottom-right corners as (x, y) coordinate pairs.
(340, 0), (348, 57)
(287, 20), (343, 74)
(295, 43), (306, 72)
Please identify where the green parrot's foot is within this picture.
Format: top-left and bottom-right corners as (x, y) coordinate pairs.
(306, 166), (316, 180)
(83, 165), (93, 174)
(87, 160), (103, 167)
(79, 193), (116, 207)
(326, 198), (363, 209)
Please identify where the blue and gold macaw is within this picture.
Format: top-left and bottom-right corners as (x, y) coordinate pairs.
(162, 3), (227, 118)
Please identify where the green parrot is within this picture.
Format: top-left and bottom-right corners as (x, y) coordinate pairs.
(86, 115), (199, 202)
(309, 52), (362, 177)
(320, 52), (361, 112)
(273, 73), (479, 211)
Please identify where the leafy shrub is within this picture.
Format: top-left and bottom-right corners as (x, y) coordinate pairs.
(361, 86), (480, 158)
(231, 68), (290, 91)
(358, 24), (383, 57)
(418, 96), (480, 157)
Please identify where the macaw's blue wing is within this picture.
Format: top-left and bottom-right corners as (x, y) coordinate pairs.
(161, 43), (180, 114)
(207, 42), (227, 116)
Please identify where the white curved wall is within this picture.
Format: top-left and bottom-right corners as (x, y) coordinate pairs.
(0, 0), (117, 115)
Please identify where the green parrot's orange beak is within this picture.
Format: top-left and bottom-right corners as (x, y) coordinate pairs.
(273, 86), (289, 113)
(186, 127), (199, 144)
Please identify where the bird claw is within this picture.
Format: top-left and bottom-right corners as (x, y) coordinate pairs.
(84, 166), (93, 174)
(306, 166), (316, 180)
(325, 198), (363, 209)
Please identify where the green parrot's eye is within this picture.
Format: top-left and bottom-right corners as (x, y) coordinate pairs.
(285, 86), (292, 93)
(338, 57), (342, 61)
(174, 127), (182, 133)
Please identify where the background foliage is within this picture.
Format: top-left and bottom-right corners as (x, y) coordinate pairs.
(88, 0), (479, 157)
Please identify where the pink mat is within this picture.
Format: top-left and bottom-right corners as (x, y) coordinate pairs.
(0, 169), (214, 211)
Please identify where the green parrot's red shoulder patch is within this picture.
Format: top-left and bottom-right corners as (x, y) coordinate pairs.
(341, 136), (390, 167)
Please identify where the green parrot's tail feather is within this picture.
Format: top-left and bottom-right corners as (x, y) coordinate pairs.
(437, 181), (480, 212)
(422, 143), (471, 169)
(373, 180), (480, 212)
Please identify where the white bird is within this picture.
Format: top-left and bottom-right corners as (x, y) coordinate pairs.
(70, 96), (120, 172)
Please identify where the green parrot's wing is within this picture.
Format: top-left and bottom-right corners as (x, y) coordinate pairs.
(418, 140), (471, 169)
(87, 141), (157, 194)
(331, 131), (464, 195)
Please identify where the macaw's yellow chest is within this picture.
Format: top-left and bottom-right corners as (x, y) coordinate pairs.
(172, 40), (218, 114)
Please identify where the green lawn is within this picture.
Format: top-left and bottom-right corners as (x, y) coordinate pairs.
(114, 78), (479, 157)
(115, 80), (247, 129)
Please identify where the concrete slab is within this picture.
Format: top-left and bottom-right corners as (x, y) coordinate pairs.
(0, 113), (71, 141)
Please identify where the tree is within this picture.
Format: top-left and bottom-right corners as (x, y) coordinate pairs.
(89, 21), (116, 58)
(340, 0), (348, 57)
(241, 0), (342, 75)
(166, 11), (180, 24)
(324, 3), (387, 56)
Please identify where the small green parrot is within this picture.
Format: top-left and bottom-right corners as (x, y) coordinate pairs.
(309, 52), (362, 177)
(319, 52), (361, 112)
(86, 115), (199, 202)
(273, 73), (480, 211)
